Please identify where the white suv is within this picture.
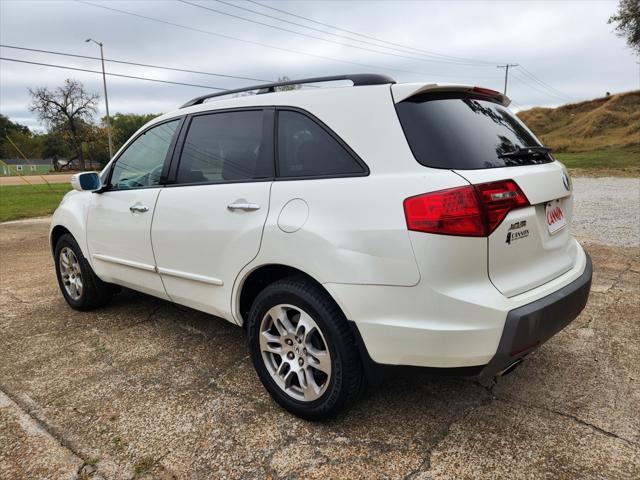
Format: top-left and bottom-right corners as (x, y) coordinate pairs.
(50, 74), (592, 420)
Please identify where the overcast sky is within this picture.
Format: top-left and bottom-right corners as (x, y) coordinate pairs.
(1, 0), (638, 131)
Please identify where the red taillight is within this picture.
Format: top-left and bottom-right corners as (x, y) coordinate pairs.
(475, 180), (529, 233)
(404, 180), (529, 237)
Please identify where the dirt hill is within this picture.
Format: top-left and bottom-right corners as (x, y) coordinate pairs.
(517, 90), (640, 152)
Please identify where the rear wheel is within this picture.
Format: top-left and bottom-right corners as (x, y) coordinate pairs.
(247, 276), (364, 420)
(54, 233), (113, 311)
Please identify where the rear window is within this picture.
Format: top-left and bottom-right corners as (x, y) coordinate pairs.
(277, 110), (365, 178)
(395, 93), (553, 169)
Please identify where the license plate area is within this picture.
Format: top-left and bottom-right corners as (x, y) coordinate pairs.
(546, 199), (566, 235)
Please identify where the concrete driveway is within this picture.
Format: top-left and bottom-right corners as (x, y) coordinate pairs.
(1, 184), (639, 479)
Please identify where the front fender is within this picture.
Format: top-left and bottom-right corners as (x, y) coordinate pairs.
(49, 190), (92, 262)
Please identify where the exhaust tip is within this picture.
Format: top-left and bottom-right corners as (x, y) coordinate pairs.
(497, 358), (524, 377)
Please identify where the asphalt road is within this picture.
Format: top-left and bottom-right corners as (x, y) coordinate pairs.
(1, 179), (639, 479)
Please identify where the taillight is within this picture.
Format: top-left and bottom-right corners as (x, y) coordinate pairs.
(475, 180), (529, 233)
(404, 180), (529, 237)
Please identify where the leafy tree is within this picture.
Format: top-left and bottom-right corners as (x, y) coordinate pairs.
(0, 114), (31, 157)
(609, 0), (640, 55)
(85, 124), (111, 167)
(106, 113), (161, 151)
(29, 79), (99, 169)
(275, 76), (301, 92)
(41, 125), (71, 170)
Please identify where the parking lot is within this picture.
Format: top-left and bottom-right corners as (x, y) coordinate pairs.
(1, 177), (639, 479)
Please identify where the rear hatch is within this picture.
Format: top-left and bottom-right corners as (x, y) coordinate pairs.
(394, 85), (578, 297)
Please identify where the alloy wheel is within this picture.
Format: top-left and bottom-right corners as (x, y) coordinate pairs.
(59, 246), (83, 300)
(259, 304), (332, 402)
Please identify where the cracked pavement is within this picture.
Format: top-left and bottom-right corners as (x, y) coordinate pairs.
(1, 191), (639, 478)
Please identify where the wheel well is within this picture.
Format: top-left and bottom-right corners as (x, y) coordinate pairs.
(239, 265), (324, 327)
(50, 225), (71, 253)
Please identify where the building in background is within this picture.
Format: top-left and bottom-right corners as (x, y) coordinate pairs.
(0, 158), (101, 176)
(1, 158), (53, 176)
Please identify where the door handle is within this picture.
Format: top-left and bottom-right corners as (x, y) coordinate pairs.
(227, 200), (261, 211)
(129, 204), (149, 213)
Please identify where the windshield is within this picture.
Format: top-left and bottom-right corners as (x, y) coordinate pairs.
(395, 93), (553, 169)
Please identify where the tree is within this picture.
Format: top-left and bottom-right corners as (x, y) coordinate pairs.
(0, 114), (31, 157)
(609, 0), (640, 55)
(29, 79), (99, 169)
(85, 124), (111, 167)
(275, 76), (302, 92)
(107, 112), (161, 151)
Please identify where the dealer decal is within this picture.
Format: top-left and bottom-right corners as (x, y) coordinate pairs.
(506, 220), (529, 244)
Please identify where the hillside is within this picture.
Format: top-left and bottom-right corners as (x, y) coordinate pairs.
(517, 90), (640, 152)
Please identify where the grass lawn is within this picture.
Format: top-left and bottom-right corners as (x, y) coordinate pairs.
(555, 145), (639, 176)
(0, 183), (72, 222)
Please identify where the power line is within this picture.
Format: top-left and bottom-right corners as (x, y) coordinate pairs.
(184, 0), (497, 67)
(76, 0), (425, 78)
(215, 0), (441, 60)
(245, 0), (500, 66)
(509, 71), (572, 103)
(518, 66), (574, 101)
(510, 71), (572, 102)
(0, 57), (227, 90)
(244, 0), (573, 101)
(0, 44), (273, 83)
(76, 0), (496, 81)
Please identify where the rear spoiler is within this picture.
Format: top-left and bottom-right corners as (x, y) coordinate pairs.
(391, 83), (511, 107)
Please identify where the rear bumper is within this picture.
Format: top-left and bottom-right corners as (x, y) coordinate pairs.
(479, 252), (592, 377)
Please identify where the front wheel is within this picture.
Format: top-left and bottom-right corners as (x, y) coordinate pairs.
(247, 276), (364, 420)
(54, 233), (113, 311)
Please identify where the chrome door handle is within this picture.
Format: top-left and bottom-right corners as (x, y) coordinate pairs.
(129, 204), (149, 213)
(227, 200), (261, 211)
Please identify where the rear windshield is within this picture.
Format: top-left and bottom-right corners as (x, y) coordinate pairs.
(395, 93), (553, 169)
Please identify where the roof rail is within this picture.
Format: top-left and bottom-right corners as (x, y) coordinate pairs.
(180, 73), (396, 108)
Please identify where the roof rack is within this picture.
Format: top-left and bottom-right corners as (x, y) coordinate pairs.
(180, 73), (396, 108)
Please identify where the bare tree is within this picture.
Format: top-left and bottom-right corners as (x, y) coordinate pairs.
(29, 79), (98, 169)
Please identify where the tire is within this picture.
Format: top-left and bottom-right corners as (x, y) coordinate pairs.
(247, 275), (364, 420)
(54, 233), (113, 311)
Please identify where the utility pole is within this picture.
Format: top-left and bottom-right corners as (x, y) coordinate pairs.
(497, 63), (519, 95)
(86, 38), (114, 159)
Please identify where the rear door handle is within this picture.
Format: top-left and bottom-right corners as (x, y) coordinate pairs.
(129, 204), (149, 213)
(227, 200), (261, 212)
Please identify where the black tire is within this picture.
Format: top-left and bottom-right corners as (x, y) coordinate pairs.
(54, 233), (113, 311)
(247, 275), (364, 420)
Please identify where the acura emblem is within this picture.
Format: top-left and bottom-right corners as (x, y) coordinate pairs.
(562, 171), (571, 191)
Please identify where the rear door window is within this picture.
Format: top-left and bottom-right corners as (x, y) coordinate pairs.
(277, 110), (365, 178)
(176, 110), (272, 184)
(395, 93), (552, 169)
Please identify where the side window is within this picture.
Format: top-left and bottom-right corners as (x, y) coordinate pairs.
(277, 110), (364, 178)
(176, 110), (269, 184)
(109, 119), (179, 190)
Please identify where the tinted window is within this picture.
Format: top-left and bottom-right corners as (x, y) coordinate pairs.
(109, 120), (179, 189)
(277, 110), (364, 177)
(177, 110), (269, 184)
(395, 94), (552, 169)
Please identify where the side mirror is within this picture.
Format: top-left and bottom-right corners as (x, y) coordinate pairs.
(71, 172), (102, 192)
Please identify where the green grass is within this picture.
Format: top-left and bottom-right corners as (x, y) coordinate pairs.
(0, 183), (72, 222)
(554, 145), (639, 176)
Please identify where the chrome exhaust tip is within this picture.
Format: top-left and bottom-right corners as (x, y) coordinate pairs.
(497, 358), (524, 377)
